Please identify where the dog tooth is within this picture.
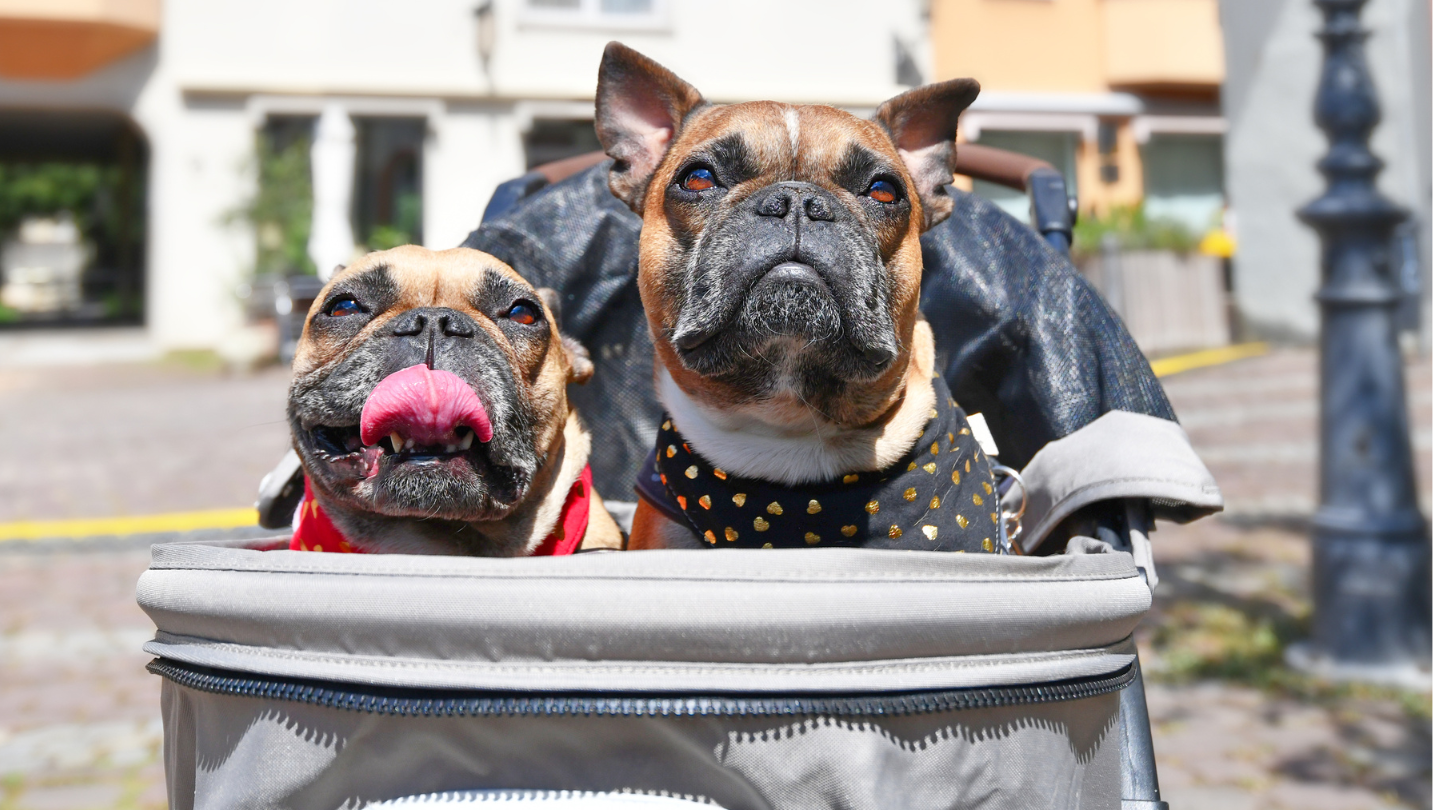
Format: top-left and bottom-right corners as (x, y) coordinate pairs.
(404, 438), (415, 450)
(390, 432), (404, 453)
(445, 444), (457, 453)
(458, 431), (475, 451)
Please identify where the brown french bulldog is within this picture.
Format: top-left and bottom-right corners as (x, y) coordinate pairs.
(287, 245), (621, 555)
(596, 43), (1002, 552)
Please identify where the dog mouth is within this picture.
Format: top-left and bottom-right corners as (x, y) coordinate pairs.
(673, 260), (896, 372)
(309, 423), (482, 465)
(305, 364), (524, 503)
(673, 262), (834, 351)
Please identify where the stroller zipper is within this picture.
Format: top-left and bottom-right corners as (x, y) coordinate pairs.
(147, 658), (1135, 718)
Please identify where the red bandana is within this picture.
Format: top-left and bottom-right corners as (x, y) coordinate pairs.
(289, 465), (593, 556)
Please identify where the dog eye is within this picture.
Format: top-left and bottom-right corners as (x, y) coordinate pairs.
(506, 302), (539, 325)
(325, 296), (364, 317)
(680, 167), (717, 192)
(866, 179), (899, 203)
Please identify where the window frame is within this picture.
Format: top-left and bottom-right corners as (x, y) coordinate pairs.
(518, 0), (670, 31)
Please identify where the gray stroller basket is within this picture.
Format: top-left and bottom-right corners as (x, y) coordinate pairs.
(142, 413), (1218, 810)
(146, 148), (1220, 808)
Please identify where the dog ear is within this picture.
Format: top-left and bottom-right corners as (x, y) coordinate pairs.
(537, 287), (564, 324)
(595, 41), (706, 214)
(873, 79), (980, 230)
(536, 287), (594, 384)
(562, 335), (594, 385)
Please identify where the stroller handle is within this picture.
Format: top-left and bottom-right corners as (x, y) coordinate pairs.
(534, 150), (608, 184)
(953, 143), (1051, 191)
(953, 143), (1075, 252)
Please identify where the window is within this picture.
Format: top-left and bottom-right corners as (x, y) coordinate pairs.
(521, 0), (667, 30)
(1141, 134), (1224, 235)
(0, 110), (148, 325)
(894, 35), (922, 87)
(523, 118), (602, 170)
(352, 118), (426, 251)
(263, 115), (313, 156)
(968, 130), (1079, 225)
(250, 115), (316, 279)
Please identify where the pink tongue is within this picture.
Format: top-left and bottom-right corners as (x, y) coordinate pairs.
(360, 364), (493, 447)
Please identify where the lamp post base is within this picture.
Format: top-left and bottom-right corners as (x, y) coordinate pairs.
(1285, 642), (1432, 691)
(1308, 523), (1430, 670)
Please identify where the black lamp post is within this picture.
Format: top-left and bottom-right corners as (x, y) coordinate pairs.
(1292, 0), (1430, 682)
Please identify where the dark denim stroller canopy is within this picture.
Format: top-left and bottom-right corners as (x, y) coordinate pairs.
(461, 159), (1175, 503)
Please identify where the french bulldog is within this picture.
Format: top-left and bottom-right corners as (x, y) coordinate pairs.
(594, 43), (1002, 552)
(287, 245), (621, 555)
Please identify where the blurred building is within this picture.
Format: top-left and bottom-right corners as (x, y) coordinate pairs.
(0, 0), (929, 352)
(932, 0), (1227, 233)
(1219, 0), (1430, 342)
(932, 0), (1429, 345)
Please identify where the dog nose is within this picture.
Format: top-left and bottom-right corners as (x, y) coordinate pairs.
(754, 183), (836, 222)
(391, 311), (424, 336)
(755, 188), (790, 219)
(803, 195), (835, 222)
(439, 313), (474, 337)
(863, 344), (898, 369)
(390, 308), (477, 338)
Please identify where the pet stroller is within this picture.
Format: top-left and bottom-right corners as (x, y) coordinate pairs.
(138, 146), (1221, 809)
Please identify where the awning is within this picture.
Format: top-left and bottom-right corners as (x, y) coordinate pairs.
(0, 0), (159, 80)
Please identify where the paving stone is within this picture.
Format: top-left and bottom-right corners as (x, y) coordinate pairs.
(0, 719), (162, 774)
(14, 781), (126, 810)
(1161, 784), (1261, 810)
(1264, 780), (1407, 810)
(134, 770), (170, 810)
(0, 363), (292, 523)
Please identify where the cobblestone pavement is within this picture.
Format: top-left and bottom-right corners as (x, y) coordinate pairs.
(0, 349), (1430, 809)
(0, 359), (291, 810)
(0, 542), (167, 810)
(0, 362), (292, 522)
(1142, 348), (1431, 810)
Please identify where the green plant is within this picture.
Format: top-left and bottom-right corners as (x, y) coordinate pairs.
(0, 163), (110, 236)
(160, 349), (226, 372)
(0, 162), (143, 258)
(0, 162), (146, 321)
(231, 137), (315, 278)
(1072, 203), (1199, 260)
(1147, 598), (1432, 721)
(1150, 601), (1301, 686)
(366, 191), (422, 251)
(366, 224), (412, 251)
(101, 291), (139, 320)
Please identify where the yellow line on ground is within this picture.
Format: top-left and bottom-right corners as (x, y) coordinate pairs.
(0, 508), (259, 542)
(1151, 342), (1269, 378)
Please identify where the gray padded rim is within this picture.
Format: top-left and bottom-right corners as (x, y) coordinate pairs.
(1005, 410), (1223, 552)
(139, 544), (1148, 693)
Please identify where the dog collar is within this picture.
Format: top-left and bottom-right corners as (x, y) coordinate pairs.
(636, 378), (1001, 552)
(290, 465), (594, 556)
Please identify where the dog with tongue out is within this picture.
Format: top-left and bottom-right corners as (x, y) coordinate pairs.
(286, 245), (621, 555)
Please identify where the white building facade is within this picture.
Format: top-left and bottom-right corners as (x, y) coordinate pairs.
(0, 0), (929, 351)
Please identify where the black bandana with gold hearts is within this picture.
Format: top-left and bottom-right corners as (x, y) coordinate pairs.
(635, 378), (1001, 552)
